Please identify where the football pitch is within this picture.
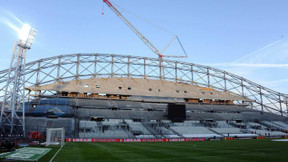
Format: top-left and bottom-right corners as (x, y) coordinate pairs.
(39, 139), (288, 161)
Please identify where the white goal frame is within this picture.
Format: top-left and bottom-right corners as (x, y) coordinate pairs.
(46, 128), (65, 146)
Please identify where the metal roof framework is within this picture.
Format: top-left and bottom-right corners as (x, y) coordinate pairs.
(0, 53), (287, 117)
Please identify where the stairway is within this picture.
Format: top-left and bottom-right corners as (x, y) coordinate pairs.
(142, 122), (163, 138)
(207, 127), (224, 137)
(125, 130), (136, 138)
(168, 127), (184, 138)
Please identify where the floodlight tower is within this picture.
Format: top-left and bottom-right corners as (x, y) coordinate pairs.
(0, 24), (36, 137)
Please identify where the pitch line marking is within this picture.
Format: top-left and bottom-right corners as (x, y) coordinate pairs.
(94, 143), (111, 150)
(49, 143), (66, 162)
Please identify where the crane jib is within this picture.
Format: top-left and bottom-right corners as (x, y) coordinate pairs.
(102, 0), (187, 59)
(103, 0), (112, 7)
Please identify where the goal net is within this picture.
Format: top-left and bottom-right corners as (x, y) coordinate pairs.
(46, 128), (65, 146)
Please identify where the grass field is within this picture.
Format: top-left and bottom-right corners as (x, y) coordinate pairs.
(38, 139), (288, 161)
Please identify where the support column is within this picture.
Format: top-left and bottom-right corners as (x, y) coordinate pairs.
(127, 56), (131, 77)
(207, 69), (210, 87)
(279, 93), (283, 116)
(259, 87), (264, 113)
(57, 56), (62, 82)
(175, 62), (178, 82)
(76, 54), (80, 80)
(111, 55), (114, 78)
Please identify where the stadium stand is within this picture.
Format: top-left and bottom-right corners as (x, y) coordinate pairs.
(272, 121), (288, 130)
(79, 120), (131, 139)
(23, 97), (288, 139)
(170, 126), (220, 138)
(247, 129), (287, 136)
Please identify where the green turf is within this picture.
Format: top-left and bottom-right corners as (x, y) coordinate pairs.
(39, 139), (288, 162)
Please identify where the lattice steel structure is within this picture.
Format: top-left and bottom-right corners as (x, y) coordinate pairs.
(0, 53), (287, 120)
(0, 26), (36, 137)
(0, 43), (28, 137)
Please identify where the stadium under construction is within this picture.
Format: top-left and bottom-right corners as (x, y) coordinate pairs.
(0, 0), (288, 142)
(1, 53), (288, 140)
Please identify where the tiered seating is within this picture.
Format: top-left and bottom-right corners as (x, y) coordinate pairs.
(262, 121), (285, 130)
(171, 126), (220, 138)
(247, 122), (261, 127)
(247, 129), (287, 136)
(217, 121), (233, 128)
(230, 121), (246, 127)
(77, 109), (164, 120)
(79, 120), (97, 129)
(156, 127), (179, 138)
(79, 120), (130, 138)
(126, 122), (151, 135)
(170, 121), (200, 127)
(102, 119), (122, 125)
(211, 128), (242, 134)
(272, 121), (288, 130)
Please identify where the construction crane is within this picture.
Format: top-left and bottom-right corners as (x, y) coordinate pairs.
(102, 0), (187, 59)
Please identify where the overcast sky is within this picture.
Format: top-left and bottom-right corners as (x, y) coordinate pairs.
(0, 0), (288, 93)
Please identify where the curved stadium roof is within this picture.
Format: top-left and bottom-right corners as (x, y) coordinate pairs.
(0, 53), (287, 116)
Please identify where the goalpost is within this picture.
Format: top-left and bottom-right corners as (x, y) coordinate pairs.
(46, 128), (65, 146)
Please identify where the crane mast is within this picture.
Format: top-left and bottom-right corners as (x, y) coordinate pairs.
(103, 0), (187, 59)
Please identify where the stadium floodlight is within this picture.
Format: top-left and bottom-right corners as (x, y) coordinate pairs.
(0, 23), (37, 137)
(18, 23), (37, 49)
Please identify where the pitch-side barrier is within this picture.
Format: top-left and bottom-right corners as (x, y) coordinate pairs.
(66, 138), (206, 143)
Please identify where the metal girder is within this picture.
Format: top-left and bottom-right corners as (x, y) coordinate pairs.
(0, 53), (287, 117)
(0, 42), (27, 137)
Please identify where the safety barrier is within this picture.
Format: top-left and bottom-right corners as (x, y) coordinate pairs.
(66, 138), (206, 143)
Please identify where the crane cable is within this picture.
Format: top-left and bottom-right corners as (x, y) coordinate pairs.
(112, 2), (175, 36)
(102, 1), (105, 15)
(105, 0), (188, 58)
